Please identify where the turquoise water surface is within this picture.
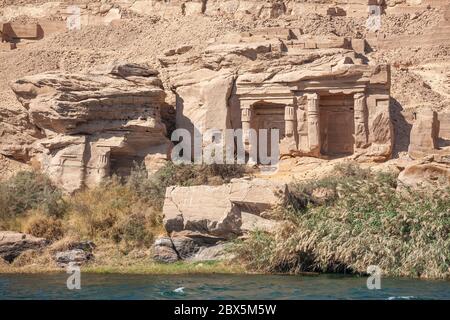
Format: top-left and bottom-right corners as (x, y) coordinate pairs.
(0, 273), (449, 300)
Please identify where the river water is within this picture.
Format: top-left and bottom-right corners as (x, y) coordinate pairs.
(0, 273), (449, 300)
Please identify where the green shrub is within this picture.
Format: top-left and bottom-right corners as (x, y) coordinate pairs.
(232, 231), (277, 272)
(235, 164), (450, 279)
(0, 171), (67, 224)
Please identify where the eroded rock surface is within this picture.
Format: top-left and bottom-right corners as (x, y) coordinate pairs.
(0, 231), (48, 263)
(398, 157), (450, 189)
(54, 249), (93, 268)
(10, 62), (172, 192)
(160, 178), (285, 261)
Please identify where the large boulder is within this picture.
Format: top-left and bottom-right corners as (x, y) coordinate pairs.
(54, 249), (93, 268)
(0, 231), (48, 263)
(152, 236), (179, 263)
(9, 61), (172, 193)
(398, 159), (450, 189)
(163, 184), (242, 239)
(187, 243), (232, 262)
(161, 178), (285, 262)
(171, 230), (224, 259)
(153, 231), (231, 263)
(163, 178), (286, 238)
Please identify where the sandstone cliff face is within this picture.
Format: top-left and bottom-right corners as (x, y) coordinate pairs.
(10, 62), (171, 192)
(0, 0), (449, 184)
(164, 30), (393, 161)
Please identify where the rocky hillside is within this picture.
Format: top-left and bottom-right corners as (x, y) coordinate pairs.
(0, 1), (449, 173)
(0, 0), (449, 277)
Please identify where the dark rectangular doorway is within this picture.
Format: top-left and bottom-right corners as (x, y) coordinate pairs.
(319, 94), (355, 157)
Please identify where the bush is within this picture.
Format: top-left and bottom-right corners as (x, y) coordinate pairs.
(235, 164), (450, 279)
(67, 178), (162, 248)
(0, 171), (67, 225)
(111, 209), (160, 248)
(68, 178), (137, 239)
(232, 231), (277, 272)
(23, 212), (65, 241)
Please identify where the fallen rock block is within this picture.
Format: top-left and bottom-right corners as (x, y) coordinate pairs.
(153, 231), (228, 262)
(229, 178), (287, 215)
(0, 231), (48, 263)
(163, 185), (242, 238)
(240, 212), (282, 234)
(153, 237), (179, 263)
(171, 230), (224, 260)
(54, 249), (93, 268)
(163, 179), (286, 239)
(398, 161), (450, 189)
(187, 243), (232, 262)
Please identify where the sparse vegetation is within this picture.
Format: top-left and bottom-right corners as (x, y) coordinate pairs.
(234, 163), (450, 279)
(0, 163), (248, 272)
(2, 163), (450, 279)
(22, 212), (64, 241)
(0, 171), (67, 230)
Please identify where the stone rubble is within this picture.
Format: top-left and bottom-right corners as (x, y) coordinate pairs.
(0, 231), (48, 263)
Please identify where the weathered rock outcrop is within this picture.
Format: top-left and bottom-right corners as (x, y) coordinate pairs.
(408, 110), (440, 159)
(54, 249), (93, 268)
(163, 178), (285, 237)
(10, 62), (172, 192)
(398, 156), (450, 189)
(163, 184), (242, 238)
(153, 231), (232, 263)
(159, 178), (285, 262)
(0, 231), (47, 263)
(164, 29), (393, 162)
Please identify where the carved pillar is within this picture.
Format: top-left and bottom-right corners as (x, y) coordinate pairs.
(240, 103), (256, 164)
(95, 149), (110, 184)
(354, 92), (368, 148)
(241, 105), (252, 142)
(306, 93), (320, 155)
(284, 105), (295, 137)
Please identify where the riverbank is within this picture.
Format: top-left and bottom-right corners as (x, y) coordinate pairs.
(233, 164), (450, 280)
(1, 163), (449, 280)
(0, 260), (245, 275)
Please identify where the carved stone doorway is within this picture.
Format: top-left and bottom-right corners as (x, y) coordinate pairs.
(252, 102), (285, 160)
(319, 94), (355, 157)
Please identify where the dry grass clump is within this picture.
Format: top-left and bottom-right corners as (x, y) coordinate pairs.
(10, 248), (56, 268)
(0, 171), (67, 229)
(22, 211), (64, 241)
(66, 178), (163, 250)
(234, 163), (450, 279)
